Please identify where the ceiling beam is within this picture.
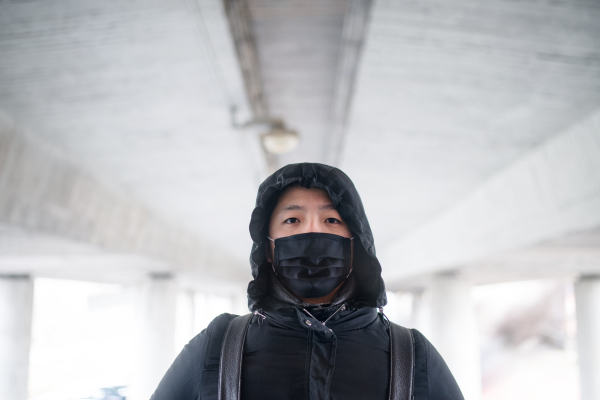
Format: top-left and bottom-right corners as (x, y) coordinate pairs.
(222, 0), (268, 118)
(0, 115), (247, 282)
(223, 0), (281, 173)
(382, 108), (600, 284)
(326, 0), (373, 166)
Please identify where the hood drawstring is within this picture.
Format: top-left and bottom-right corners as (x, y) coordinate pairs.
(378, 306), (391, 327)
(302, 303), (347, 327)
(323, 304), (347, 325)
(254, 310), (266, 324)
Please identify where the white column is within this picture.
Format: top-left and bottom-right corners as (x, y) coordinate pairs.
(131, 273), (177, 400)
(0, 275), (34, 400)
(175, 289), (196, 352)
(430, 273), (481, 400)
(411, 289), (432, 337)
(575, 275), (600, 400)
(233, 292), (249, 316)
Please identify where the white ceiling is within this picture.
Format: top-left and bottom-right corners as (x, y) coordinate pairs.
(247, 0), (349, 164)
(0, 0), (259, 268)
(342, 0), (600, 247)
(1, 0), (599, 283)
(390, 228), (600, 291)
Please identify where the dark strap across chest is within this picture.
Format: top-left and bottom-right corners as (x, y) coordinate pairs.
(217, 313), (253, 400)
(388, 322), (415, 399)
(218, 313), (414, 400)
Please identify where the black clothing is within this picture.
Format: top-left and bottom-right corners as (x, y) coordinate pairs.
(151, 163), (464, 400)
(150, 309), (462, 400)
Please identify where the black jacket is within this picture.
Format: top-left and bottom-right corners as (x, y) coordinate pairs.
(151, 163), (464, 400)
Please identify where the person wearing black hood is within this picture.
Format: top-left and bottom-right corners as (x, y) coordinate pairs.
(150, 163), (464, 400)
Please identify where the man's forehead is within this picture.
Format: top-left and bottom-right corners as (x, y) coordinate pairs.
(274, 186), (336, 211)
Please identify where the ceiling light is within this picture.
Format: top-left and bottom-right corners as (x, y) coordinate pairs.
(261, 127), (300, 154)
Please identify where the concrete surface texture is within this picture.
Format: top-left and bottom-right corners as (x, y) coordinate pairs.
(0, 0), (599, 285)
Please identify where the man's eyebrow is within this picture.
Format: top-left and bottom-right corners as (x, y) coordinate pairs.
(279, 204), (336, 211)
(281, 204), (304, 211)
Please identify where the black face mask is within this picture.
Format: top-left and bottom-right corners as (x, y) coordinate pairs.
(269, 232), (353, 299)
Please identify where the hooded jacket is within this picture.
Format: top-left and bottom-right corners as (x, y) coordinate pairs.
(150, 163), (464, 400)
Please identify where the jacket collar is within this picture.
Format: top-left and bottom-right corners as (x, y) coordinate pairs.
(260, 270), (359, 312)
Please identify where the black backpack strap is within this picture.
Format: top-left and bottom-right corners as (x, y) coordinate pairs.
(389, 322), (415, 400)
(218, 313), (253, 400)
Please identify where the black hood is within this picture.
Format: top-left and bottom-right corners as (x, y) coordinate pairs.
(247, 162), (387, 311)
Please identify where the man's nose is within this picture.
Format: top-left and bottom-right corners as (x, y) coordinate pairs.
(303, 216), (324, 233)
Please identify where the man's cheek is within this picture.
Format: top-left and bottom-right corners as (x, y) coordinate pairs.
(270, 242), (275, 263)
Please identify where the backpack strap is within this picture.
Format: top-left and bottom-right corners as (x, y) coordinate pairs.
(389, 322), (415, 400)
(218, 313), (253, 400)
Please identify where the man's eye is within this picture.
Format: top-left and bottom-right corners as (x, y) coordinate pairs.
(325, 218), (341, 224)
(284, 218), (299, 224)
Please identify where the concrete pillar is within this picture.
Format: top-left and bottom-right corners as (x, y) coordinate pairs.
(131, 273), (177, 400)
(430, 273), (481, 400)
(411, 289), (432, 337)
(575, 275), (600, 400)
(0, 275), (34, 400)
(175, 289), (196, 352)
(233, 292), (249, 316)
(383, 291), (412, 326)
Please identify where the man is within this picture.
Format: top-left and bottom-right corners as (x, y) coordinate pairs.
(151, 163), (464, 400)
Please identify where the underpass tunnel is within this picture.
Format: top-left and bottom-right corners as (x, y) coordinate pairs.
(1, 0), (599, 399)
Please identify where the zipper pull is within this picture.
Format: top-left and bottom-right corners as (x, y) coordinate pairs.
(253, 310), (266, 324)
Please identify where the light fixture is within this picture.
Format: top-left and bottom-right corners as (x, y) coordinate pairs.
(230, 107), (300, 155)
(261, 127), (299, 154)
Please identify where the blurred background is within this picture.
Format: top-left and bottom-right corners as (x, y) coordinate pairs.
(0, 0), (599, 399)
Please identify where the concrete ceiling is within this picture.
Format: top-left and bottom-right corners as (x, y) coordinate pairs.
(0, 223), (167, 284)
(247, 0), (349, 164)
(342, 0), (600, 246)
(390, 228), (600, 291)
(0, 0), (260, 270)
(1, 0), (599, 285)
